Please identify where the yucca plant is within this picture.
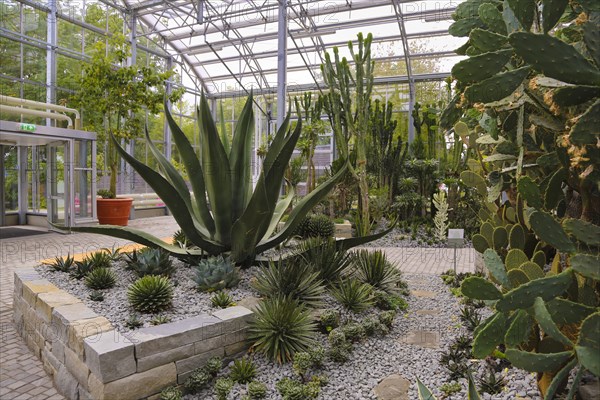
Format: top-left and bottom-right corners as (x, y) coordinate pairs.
(295, 237), (352, 286)
(210, 291), (235, 308)
(86, 250), (113, 269)
(70, 258), (95, 280)
(45, 254), (75, 273)
(352, 249), (404, 294)
(125, 248), (175, 277)
(127, 275), (174, 313)
(84, 267), (117, 290)
(57, 94), (392, 264)
(331, 278), (374, 313)
(192, 256), (240, 292)
(230, 357), (257, 384)
(252, 260), (324, 308)
(249, 296), (317, 363)
(101, 246), (123, 262)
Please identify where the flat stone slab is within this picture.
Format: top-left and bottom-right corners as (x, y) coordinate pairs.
(373, 374), (410, 400)
(410, 290), (436, 298)
(416, 309), (440, 316)
(400, 330), (439, 348)
(237, 297), (261, 311)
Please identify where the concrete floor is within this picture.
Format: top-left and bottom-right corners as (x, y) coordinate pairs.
(0, 216), (475, 399)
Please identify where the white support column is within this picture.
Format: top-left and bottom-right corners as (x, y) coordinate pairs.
(276, 0), (288, 129)
(46, 0), (57, 126)
(17, 146), (28, 225)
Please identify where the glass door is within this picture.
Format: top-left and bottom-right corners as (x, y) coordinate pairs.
(47, 140), (70, 227)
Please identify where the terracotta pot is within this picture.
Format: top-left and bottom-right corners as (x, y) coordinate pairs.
(96, 198), (133, 226)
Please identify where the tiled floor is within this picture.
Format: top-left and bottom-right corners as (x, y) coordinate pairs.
(0, 216), (475, 399)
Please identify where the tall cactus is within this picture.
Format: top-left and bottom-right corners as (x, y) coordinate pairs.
(322, 33), (375, 235)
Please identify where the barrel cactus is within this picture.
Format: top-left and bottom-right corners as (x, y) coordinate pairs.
(306, 214), (335, 238)
(127, 275), (174, 313)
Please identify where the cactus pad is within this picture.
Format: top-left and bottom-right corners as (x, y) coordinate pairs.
(449, 17), (487, 37)
(473, 311), (507, 358)
(478, 3), (508, 35)
(451, 49), (512, 83)
(506, 0), (535, 30)
(454, 0), (500, 19)
(532, 251), (546, 268)
(575, 312), (600, 376)
(470, 29), (508, 52)
(496, 269), (573, 312)
(461, 170), (487, 196)
(583, 21), (600, 67)
(517, 176), (542, 209)
(506, 349), (574, 372)
(520, 261), (544, 280)
(547, 298), (596, 326)
(506, 248), (528, 270)
(509, 32), (600, 86)
(544, 168), (567, 210)
(533, 297), (573, 346)
(492, 226), (509, 250)
(464, 67), (530, 104)
(508, 225), (526, 250)
(542, 0), (569, 33)
(461, 276), (504, 300)
(505, 309), (532, 347)
(529, 211), (576, 253)
(571, 254), (600, 280)
(562, 218), (600, 246)
(483, 249), (512, 288)
(552, 85), (600, 107)
(570, 99), (600, 146)
(508, 268), (529, 287)
(473, 233), (490, 253)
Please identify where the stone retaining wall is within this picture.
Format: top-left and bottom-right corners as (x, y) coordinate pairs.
(13, 268), (254, 400)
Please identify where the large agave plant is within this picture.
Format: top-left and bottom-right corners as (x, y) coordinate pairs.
(58, 94), (391, 264)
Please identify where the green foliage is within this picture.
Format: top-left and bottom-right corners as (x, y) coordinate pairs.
(331, 279), (374, 313)
(84, 267), (117, 290)
(373, 290), (408, 311)
(378, 310), (397, 328)
(172, 229), (191, 248)
(248, 296), (317, 363)
(296, 237), (352, 286)
(125, 248), (175, 278)
(352, 249), (405, 294)
(305, 214), (335, 238)
(460, 305), (482, 332)
(210, 291), (235, 309)
(205, 356), (223, 376)
(276, 377), (320, 400)
(292, 352), (313, 379)
(247, 381), (267, 399)
(328, 328), (347, 347)
(45, 254), (75, 273)
(230, 357), (256, 384)
(440, 382), (462, 396)
(252, 260), (324, 308)
(192, 256), (241, 292)
(184, 368), (212, 393)
(125, 314), (143, 329)
(86, 250), (113, 269)
(328, 343), (351, 363)
(70, 258), (95, 280)
(159, 386), (182, 400)
(318, 309), (340, 333)
(127, 275), (174, 313)
(214, 378), (234, 400)
(150, 315), (171, 325)
(432, 190), (450, 241)
(341, 323), (366, 343)
(89, 290), (104, 302)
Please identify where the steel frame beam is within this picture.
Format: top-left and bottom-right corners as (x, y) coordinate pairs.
(393, 0), (416, 143)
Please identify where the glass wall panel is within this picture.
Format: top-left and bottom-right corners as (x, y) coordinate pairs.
(22, 6), (47, 40)
(22, 44), (46, 83)
(3, 146), (19, 212)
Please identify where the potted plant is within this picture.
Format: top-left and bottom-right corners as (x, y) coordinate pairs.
(70, 34), (183, 225)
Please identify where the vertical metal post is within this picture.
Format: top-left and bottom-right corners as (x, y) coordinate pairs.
(91, 139), (97, 221)
(453, 246), (457, 275)
(276, 0), (288, 129)
(46, 0), (57, 125)
(17, 146), (28, 225)
(164, 56), (173, 162)
(0, 145), (5, 226)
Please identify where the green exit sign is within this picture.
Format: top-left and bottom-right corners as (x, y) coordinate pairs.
(19, 123), (36, 132)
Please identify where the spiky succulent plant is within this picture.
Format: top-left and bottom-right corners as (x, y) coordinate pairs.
(125, 248), (175, 277)
(86, 250), (113, 269)
(210, 291), (235, 308)
(230, 357), (257, 384)
(127, 275), (174, 313)
(84, 267), (117, 290)
(45, 254), (74, 273)
(306, 214), (335, 238)
(295, 237), (352, 286)
(70, 258), (95, 280)
(330, 278), (374, 313)
(192, 256), (240, 292)
(352, 249), (405, 294)
(159, 386), (182, 400)
(247, 381), (267, 399)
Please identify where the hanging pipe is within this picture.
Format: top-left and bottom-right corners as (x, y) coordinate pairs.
(0, 95), (80, 129)
(0, 104), (73, 128)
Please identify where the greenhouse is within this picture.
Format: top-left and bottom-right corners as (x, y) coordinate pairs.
(1, 0), (599, 399)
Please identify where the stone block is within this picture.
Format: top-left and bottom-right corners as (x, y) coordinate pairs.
(224, 340), (249, 357)
(65, 346), (90, 389)
(137, 343), (194, 373)
(52, 303), (99, 326)
(212, 306), (254, 326)
(41, 347), (61, 378)
(52, 338), (66, 364)
(68, 317), (113, 359)
(13, 268), (42, 297)
(131, 315), (220, 358)
(176, 348), (224, 377)
(78, 386), (94, 400)
(84, 329), (136, 383)
(56, 365), (80, 400)
(36, 291), (81, 324)
(193, 334), (225, 355)
(22, 279), (59, 307)
(89, 362), (177, 400)
(373, 374), (410, 400)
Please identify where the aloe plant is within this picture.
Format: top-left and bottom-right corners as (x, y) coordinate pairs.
(56, 93), (392, 264)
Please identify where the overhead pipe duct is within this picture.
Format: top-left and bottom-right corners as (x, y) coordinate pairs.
(0, 95), (80, 129)
(0, 104), (74, 128)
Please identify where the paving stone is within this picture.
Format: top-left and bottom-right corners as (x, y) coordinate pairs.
(89, 362), (176, 400)
(84, 329), (136, 383)
(237, 296), (261, 311)
(410, 290), (437, 298)
(400, 330), (440, 348)
(373, 374), (410, 400)
(416, 309), (440, 315)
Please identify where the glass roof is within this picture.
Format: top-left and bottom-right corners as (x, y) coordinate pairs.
(105, 0), (466, 98)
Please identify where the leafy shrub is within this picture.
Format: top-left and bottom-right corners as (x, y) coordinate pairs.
(125, 314), (143, 329)
(318, 309), (340, 333)
(230, 357), (257, 384)
(191, 256), (240, 292)
(159, 386), (182, 400)
(352, 249), (405, 294)
(328, 343), (351, 363)
(341, 323), (366, 343)
(125, 248), (175, 277)
(89, 290), (104, 302)
(172, 229), (191, 248)
(84, 267), (117, 290)
(296, 237), (352, 285)
(127, 275), (174, 313)
(440, 382), (461, 396)
(331, 279), (373, 313)
(247, 381), (267, 399)
(378, 310), (397, 328)
(373, 290), (408, 311)
(252, 260), (324, 308)
(184, 368), (211, 393)
(459, 305), (481, 332)
(327, 328), (346, 347)
(215, 377), (234, 400)
(150, 315), (171, 325)
(211, 291), (235, 308)
(45, 254), (74, 273)
(276, 377), (320, 400)
(205, 356), (223, 376)
(478, 367), (506, 395)
(86, 250), (113, 269)
(248, 296), (317, 363)
(70, 258), (95, 280)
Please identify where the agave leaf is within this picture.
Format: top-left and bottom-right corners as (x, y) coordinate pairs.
(416, 378), (436, 399)
(263, 107), (292, 176)
(219, 100), (230, 154)
(261, 185), (295, 242)
(335, 222), (397, 252)
(165, 100), (215, 236)
(198, 93), (233, 244)
(109, 134), (224, 253)
(229, 94), (255, 221)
